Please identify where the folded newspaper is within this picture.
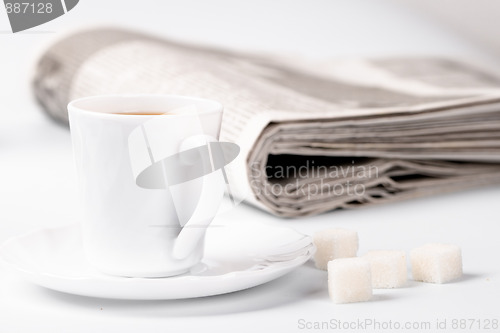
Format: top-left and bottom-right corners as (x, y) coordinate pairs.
(33, 28), (500, 217)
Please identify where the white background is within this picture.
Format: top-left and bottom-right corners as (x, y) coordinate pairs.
(0, 1), (499, 332)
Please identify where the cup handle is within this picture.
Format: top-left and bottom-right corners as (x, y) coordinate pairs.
(172, 135), (225, 260)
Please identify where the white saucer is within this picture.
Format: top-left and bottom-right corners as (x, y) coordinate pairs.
(0, 221), (314, 300)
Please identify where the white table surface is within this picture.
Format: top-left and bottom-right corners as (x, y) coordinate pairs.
(1, 1), (499, 332)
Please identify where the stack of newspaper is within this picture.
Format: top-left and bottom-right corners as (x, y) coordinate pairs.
(33, 28), (500, 217)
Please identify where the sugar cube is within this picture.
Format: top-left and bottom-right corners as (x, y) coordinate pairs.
(410, 243), (462, 284)
(364, 250), (407, 288)
(328, 257), (372, 304)
(313, 228), (358, 270)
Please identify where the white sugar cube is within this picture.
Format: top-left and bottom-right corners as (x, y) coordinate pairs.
(364, 250), (407, 288)
(313, 228), (358, 270)
(328, 258), (372, 304)
(410, 243), (462, 284)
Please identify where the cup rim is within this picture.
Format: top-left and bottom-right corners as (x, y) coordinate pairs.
(67, 94), (223, 118)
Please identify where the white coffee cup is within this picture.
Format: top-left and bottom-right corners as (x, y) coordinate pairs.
(68, 94), (226, 277)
